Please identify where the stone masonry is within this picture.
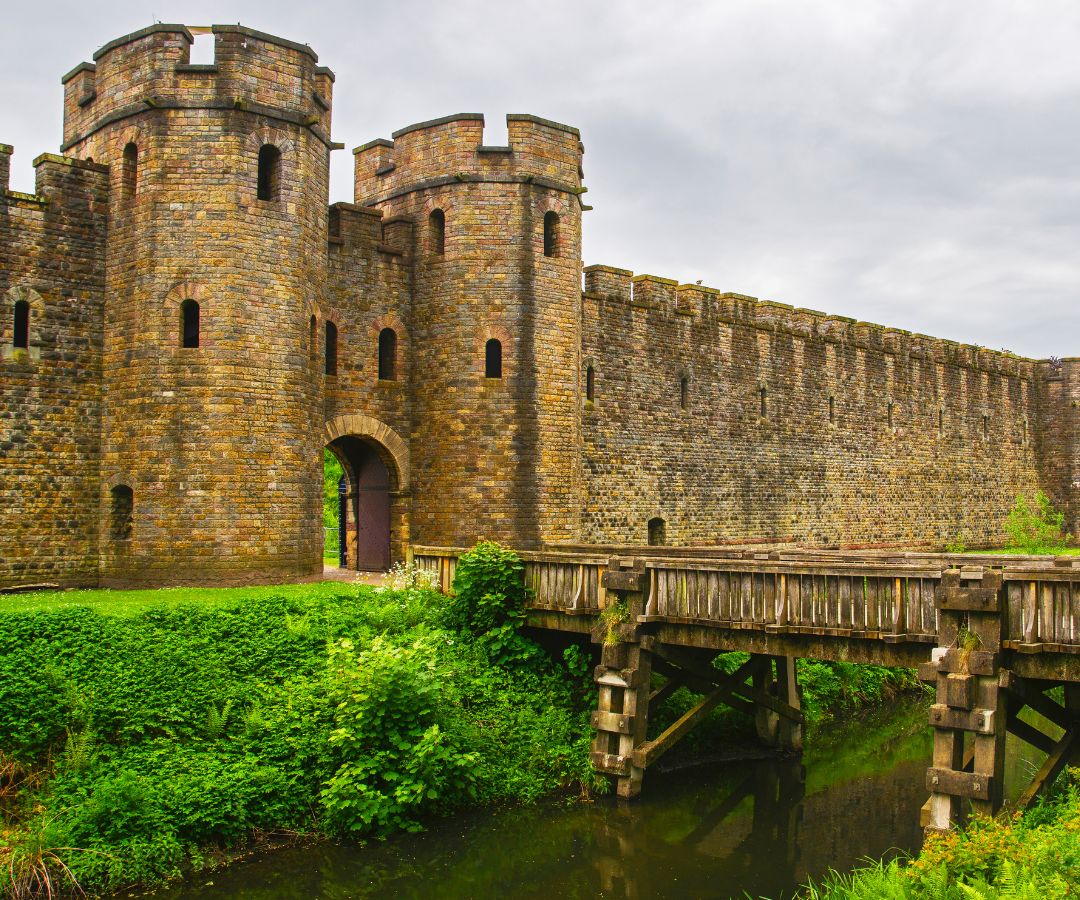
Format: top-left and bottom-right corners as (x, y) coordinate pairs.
(0, 24), (1076, 587)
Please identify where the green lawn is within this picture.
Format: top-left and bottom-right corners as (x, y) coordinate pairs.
(0, 580), (359, 616)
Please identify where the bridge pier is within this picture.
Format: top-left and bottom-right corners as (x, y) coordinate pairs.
(924, 567), (1080, 830)
(590, 557), (805, 799)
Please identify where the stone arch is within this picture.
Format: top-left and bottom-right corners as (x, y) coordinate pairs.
(243, 128), (296, 205)
(2, 286), (46, 362)
(324, 414), (410, 493)
(163, 281), (208, 349)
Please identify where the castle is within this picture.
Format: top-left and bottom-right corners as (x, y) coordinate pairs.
(1, 24), (1077, 588)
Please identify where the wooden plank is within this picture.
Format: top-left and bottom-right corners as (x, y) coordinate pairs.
(591, 710), (636, 734)
(926, 767), (992, 801)
(1004, 680), (1073, 731)
(928, 704), (996, 734)
(1017, 726), (1080, 810)
(1024, 581), (1037, 644)
(839, 576), (852, 631)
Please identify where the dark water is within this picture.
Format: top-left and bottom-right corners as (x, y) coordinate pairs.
(156, 702), (1045, 900)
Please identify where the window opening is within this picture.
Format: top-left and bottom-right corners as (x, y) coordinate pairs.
(257, 144), (282, 201)
(180, 299), (199, 348)
(325, 321), (338, 375)
(12, 300), (29, 349)
(485, 338), (502, 378)
(378, 327), (397, 380)
(648, 517), (666, 546)
(543, 211), (559, 257)
(122, 143), (138, 199)
(586, 365), (595, 403)
(430, 208), (445, 254)
(110, 485), (133, 540)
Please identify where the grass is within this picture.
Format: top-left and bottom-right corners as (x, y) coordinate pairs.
(0, 580), (353, 616)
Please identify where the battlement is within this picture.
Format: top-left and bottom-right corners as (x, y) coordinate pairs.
(583, 264), (1037, 380)
(353, 113), (583, 206)
(61, 24), (334, 151)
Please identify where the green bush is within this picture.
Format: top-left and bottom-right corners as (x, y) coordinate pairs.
(1004, 491), (1070, 554)
(0, 582), (598, 895)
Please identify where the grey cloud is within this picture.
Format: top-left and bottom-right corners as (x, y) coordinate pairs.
(3, 0), (1077, 357)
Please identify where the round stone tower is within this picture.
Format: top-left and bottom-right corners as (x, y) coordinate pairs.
(354, 114), (585, 548)
(61, 25), (334, 584)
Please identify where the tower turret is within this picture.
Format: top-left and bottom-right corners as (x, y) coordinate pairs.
(354, 114), (585, 547)
(62, 24), (335, 584)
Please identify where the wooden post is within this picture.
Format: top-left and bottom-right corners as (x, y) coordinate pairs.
(775, 656), (803, 752)
(753, 655), (779, 746)
(590, 557), (653, 799)
(926, 568), (1006, 831)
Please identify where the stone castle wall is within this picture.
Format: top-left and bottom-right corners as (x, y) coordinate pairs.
(0, 148), (108, 586)
(353, 114), (585, 548)
(0, 23), (1074, 589)
(581, 267), (1044, 548)
(60, 25), (334, 586)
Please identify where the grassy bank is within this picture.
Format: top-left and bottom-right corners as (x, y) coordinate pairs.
(0, 546), (927, 897)
(0, 550), (604, 896)
(802, 771), (1080, 899)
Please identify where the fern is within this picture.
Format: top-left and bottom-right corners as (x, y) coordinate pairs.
(205, 700), (233, 739)
(63, 728), (95, 772)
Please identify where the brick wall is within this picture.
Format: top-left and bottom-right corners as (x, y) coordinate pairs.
(61, 25), (331, 586)
(0, 150), (108, 587)
(581, 268), (1045, 548)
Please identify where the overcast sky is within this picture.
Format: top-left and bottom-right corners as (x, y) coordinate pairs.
(4, 0), (1078, 358)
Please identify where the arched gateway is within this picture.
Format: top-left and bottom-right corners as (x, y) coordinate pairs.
(324, 415), (410, 572)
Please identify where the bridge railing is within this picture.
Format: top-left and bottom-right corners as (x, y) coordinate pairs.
(410, 546), (1080, 651)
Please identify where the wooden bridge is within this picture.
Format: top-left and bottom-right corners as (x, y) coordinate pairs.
(412, 545), (1080, 831)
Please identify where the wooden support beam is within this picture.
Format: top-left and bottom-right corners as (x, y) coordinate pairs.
(1003, 677), (1074, 731)
(1006, 709), (1058, 755)
(649, 676), (684, 708)
(1016, 725), (1080, 810)
(631, 685), (728, 770)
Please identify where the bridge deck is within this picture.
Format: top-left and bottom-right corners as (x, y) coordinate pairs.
(413, 546), (1080, 678)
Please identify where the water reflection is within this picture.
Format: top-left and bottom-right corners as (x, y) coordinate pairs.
(156, 701), (1045, 900)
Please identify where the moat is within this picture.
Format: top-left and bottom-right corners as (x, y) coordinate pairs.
(155, 700), (1044, 900)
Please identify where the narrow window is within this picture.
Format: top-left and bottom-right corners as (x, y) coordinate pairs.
(648, 517), (666, 546)
(585, 365), (595, 403)
(828, 395), (835, 424)
(543, 211), (559, 257)
(982, 414), (990, 439)
(325, 321), (338, 376)
(1023, 418), (1029, 445)
(485, 338), (502, 379)
(887, 401), (894, 429)
(180, 299), (199, 348)
(759, 386), (768, 418)
(378, 327), (397, 381)
(430, 208), (445, 255)
(309, 314), (317, 360)
(12, 300), (29, 349)
(938, 408), (944, 435)
(110, 485), (133, 540)
(122, 142), (138, 199)
(680, 375), (689, 410)
(257, 144), (282, 201)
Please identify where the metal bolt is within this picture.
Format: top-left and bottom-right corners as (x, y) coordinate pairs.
(932, 775), (940, 786)
(934, 711), (942, 721)
(974, 782), (981, 792)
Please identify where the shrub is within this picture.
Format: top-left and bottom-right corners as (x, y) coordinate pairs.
(446, 541), (527, 634)
(1004, 491), (1070, 554)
